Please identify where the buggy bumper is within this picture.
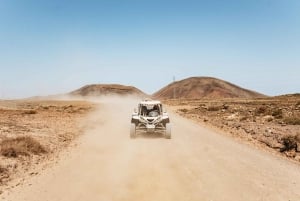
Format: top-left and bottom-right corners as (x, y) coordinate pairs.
(136, 123), (165, 133)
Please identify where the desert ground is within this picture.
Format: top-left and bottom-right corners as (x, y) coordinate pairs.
(166, 95), (300, 162)
(1, 96), (300, 201)
(0, 99), (94, 192)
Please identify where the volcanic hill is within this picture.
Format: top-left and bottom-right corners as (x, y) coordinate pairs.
(152, 77), (266, 99)
(70, 84), (147, 97)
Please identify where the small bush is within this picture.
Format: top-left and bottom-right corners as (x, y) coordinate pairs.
(280, 134), (299, 152)
(0, 165), (7, 174)
(0, 164), (9, 184)
(178, 108), (188, 113)
(0, 136), (47, 157)
(23, 110), (37, 115)
(41, 106), (49, 110)
(271, 109), (283, 119)
(222, 104), (229, 110)
(283, 117), (300, 125)
(207, 105), (221, 111)
(255, 106), (268, 116)
(239, 116), (248, 122)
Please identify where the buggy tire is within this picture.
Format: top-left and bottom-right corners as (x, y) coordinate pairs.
(165, 123), (171, 139)
(130, 123), (136, 139)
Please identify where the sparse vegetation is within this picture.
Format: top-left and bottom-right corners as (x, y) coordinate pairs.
(0, 165), (7, 174)
(22, 110), (37, 115)
(239, 116), (248, 122)
(0, 100), (93, 190)
(283, 117), (300, 125)
(254, 106), (283, 119)
(168, 97), (300, 162)
(280, 134), (300, 152)
(207, 105), (221, 111)
(0, 164), (8, 184)
(271, 108), (283, 119)
(179, 108), (188, 113)
(255, 106), (268, 116)
(0, 136), (47, 157)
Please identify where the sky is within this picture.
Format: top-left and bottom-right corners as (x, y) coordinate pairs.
(0, 0), (299, 98)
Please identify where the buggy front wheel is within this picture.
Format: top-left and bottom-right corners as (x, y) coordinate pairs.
(130, 123), (136, 139)
(165, 123), (171, 139)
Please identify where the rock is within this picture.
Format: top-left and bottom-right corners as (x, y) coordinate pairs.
(297, 143), (300, 152)
(263, 132), (270, 137)
(259, 137), (284, 149)
(1, 126), (9, 132)
(248, 129), (256, 135)
(295, 155), (300, 162)
(263, 115), (274, 122)
(273, 142), (284, 149)
(227, 114), (238, 121)
(280, 122), (287, 126)
(285, 151), (296, 158)
(263, 128), (273, 137)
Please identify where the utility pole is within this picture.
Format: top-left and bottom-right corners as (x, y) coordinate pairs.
(173, 76), (176, 99)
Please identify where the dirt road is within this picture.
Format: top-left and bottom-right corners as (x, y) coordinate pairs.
(2, 98), (300, 201)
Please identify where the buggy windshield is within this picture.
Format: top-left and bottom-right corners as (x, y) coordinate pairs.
(140, 104), (161, 117)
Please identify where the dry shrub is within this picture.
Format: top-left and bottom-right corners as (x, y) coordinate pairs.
(239, 116), (248, 122)
(0, 164), (8, 184)
(0, 165), (7, 174)
(255, 106), (268, 116)
(283, 117), (300, 125)
(280, 134), (299, 152)
(23, 110), (37, 115)
(178, 108), (188, 113)
(0, 136), (47, 157)
(271, 108), (283, 119)
(207, 105), (221, 111)
(41, 106), (49, 110)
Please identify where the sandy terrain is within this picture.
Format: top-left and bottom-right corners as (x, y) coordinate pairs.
(1, 97), (300, 201)
(0, 100), (93, 192)
(165, 96), (300, 162)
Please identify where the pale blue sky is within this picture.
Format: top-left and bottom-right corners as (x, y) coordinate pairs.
(0, 0), (299, 98)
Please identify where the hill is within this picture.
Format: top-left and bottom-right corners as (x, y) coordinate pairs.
(70, 84), (147, 97)
(153, 77), (266, 99)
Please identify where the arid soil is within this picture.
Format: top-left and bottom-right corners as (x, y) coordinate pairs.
(2, 97), (300, 201)
(0, 100), (94, 192)
(165, 95), (300, 162)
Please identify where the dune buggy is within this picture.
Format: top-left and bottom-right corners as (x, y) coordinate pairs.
(130, 100), (171, 139)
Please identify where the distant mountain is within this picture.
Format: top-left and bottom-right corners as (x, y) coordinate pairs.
(152, 77), (266, 99)
(70, 84), (147, 97)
